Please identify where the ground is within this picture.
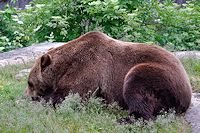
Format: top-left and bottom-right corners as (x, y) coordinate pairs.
(0, 63), (191, 132)
(0, 42), (200, 132)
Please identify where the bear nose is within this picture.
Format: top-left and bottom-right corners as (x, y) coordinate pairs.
(31, 97), (40, 101)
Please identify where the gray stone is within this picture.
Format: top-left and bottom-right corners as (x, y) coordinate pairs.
(0, 42), (65, 68)
(185, 93), (200, 133)
(173, 51), (200, 59)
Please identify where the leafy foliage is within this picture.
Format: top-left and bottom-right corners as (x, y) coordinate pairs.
(0, 0), (200, 52)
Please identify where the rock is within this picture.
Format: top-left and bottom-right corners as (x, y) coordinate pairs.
(185, 93), (200, 133)
(0, 42), (65, 68)
(15, 68), (31, 81)
(174, 51), (200, 59)
(0, 42), (199, 68)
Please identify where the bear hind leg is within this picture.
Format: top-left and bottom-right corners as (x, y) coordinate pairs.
(123, 63), (169, 120)
(124, 86), (156, 120)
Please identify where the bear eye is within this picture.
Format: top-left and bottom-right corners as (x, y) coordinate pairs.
(28, 81), (33, 88)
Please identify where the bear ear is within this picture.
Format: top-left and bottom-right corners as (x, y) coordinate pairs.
(40, 54), (51, 70)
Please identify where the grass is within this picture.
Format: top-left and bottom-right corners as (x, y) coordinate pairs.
(1, 59), (199, 133)
(181, 58), (200, 92)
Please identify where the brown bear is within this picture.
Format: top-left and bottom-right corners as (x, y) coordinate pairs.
(25, 31), (192, 120)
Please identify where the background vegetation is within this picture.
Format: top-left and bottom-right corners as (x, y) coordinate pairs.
(0, 0), (200, 52)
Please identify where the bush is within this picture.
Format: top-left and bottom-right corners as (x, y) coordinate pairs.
(0, 0), (200, 52)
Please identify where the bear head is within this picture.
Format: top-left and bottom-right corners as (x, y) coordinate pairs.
(25, 54), (55, 102)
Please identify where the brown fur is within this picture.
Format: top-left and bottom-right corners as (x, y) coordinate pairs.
(25, 31), (192, 120)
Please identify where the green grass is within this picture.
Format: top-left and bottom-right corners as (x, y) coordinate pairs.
(0, 60), (197, 133)
(181, 58), (200, 92)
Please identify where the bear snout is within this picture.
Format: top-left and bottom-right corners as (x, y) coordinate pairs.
(31, 96), (41, 101)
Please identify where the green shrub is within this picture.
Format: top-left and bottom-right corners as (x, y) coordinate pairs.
(0, 0), (200, 52)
